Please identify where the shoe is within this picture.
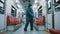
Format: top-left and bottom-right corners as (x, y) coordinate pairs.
(24, 28), (27, 32)
(31, 30), (33, 31)
(30, 29), (33, 31)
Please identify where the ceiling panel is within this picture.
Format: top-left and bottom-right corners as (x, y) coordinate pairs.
(19, 0), (35, 7)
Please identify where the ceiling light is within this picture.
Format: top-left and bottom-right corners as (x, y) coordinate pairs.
(16, 0), (20, 3)
(35, 0), (38, 3)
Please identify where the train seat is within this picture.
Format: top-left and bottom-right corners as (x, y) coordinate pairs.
(14, 17), (22, 25)
(7, 16), (22, 26)
(7, 16), (15, 25)
(34, 16), (45, 25)
(49, 28), (60, 34)
(14, 17), (19, 25)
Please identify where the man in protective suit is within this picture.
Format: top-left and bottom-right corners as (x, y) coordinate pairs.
(24, 3), (34, 31)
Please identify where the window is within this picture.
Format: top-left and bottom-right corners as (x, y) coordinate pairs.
(11, 5), (17, 17)
(0, 0), (4, 4)
(56, 0), (60, 3)
(38, 6), (42, 16)
(0, 0), (5, 14)
(55, 0), (60, 12)
(56, 0), (60, 4)
(47, 0), (52, 14)
(55, 7), (60, 12)
(48, 0), (51, 8)
(55, 0), (60, 6)
(38, 9), (42, 16)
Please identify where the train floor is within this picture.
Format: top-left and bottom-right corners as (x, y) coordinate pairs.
(2, 24), (50, 34)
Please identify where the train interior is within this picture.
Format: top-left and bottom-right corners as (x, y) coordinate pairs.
(0, 0), (60, 34)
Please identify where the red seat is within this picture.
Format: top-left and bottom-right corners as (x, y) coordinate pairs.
(14, 17), (23, 25)
(34, 16), (45, 25)
(7, 16), (15, 25)
(14, 18), (19, 25)
(34, 18), (40, 25)
(7, 16), (23, 26)
(49, 28), (60, 34)
(39, 16), (45, 25)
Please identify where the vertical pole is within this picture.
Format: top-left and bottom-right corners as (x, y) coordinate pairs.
(45, 0), (48, 31)
(51, 0), (55, 28)
(4, 0), (7, 31)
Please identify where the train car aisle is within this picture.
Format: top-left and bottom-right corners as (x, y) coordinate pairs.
(1, 23), (50, 34)
(12, 24), (46, 34)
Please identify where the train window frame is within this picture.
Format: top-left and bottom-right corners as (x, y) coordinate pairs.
(0, 0), (5, 14)
(11, 5), (17, 17)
